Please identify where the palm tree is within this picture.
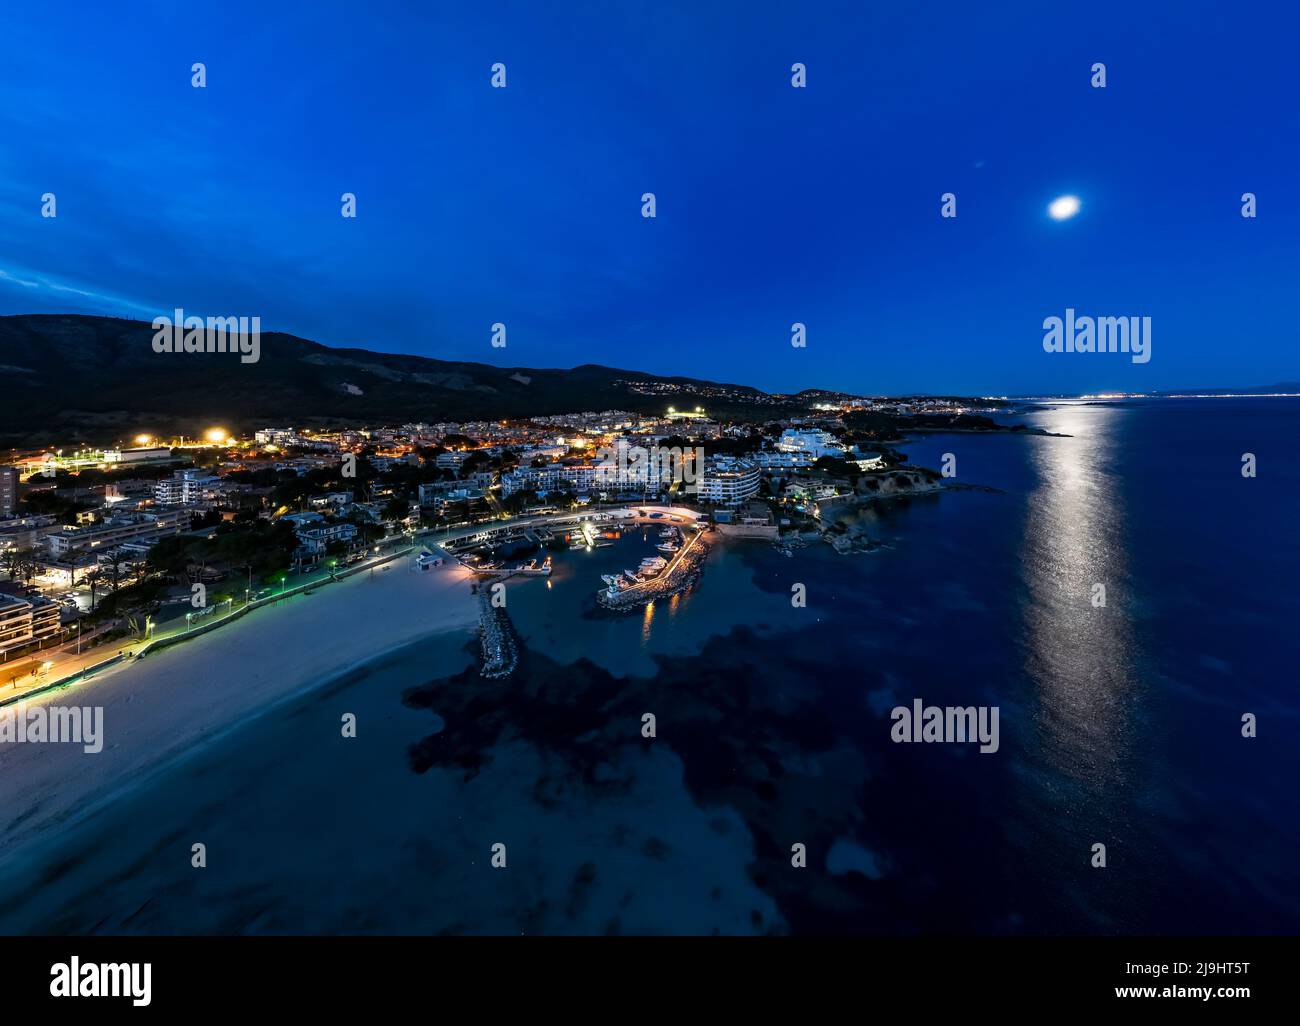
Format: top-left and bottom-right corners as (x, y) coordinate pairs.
(85, 568), (108, 611)
(104, 550), (132, 595)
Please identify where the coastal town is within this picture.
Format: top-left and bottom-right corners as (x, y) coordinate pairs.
(0, 396), (1016, 690)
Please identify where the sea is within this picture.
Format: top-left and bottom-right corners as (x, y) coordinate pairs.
(0, 398), (1296, 935)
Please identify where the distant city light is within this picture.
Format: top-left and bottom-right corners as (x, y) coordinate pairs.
(205, 428), (228, 443)
(135, 434), (152, 445)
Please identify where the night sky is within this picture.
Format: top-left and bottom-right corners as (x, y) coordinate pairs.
(2, 1), (1297, 395)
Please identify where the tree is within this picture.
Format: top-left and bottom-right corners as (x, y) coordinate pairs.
(85, 568), (108, 610)
(147, 536), (192, 576)
(16, 554), (39, 587)
(1, 546), (29, 581)
(103, 550), (133, 594)
(503, 489), (540, 515)
(382, 495), (410, 522)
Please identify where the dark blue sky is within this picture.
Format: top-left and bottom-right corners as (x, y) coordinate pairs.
(2, 1), (1297, 395)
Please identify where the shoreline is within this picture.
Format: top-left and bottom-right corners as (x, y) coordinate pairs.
(0, 560), (478, 866)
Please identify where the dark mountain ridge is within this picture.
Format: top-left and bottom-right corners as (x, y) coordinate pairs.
(0, 314), (806, 447)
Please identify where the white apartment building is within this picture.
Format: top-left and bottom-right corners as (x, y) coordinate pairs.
(776, 428), (845, 460)
(0, 466), (18, 515)
(753, 450), (816, 472)
(154, 468), (220, 505)
(848, 450), (887, 471)
(47, 509), (191, 559)
(435, 451), (469, 471)
(698, 457), (761, 505)
(500, 452), (679, 498)
(0, 516), (56, 554)
(280, 512), (359, 562)
(501, 464), (601, 496)
(255, 428), (297, 446)
(0, 593), (61, 656)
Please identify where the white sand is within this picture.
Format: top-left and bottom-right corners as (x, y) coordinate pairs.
(0, 560), (478, 862)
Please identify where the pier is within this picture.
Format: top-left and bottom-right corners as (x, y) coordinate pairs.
(597, 524), (711, 611)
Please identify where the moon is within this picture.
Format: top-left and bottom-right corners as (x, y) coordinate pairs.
(1048, 195), (1081, 220)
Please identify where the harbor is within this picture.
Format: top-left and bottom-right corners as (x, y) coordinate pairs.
(598, 521), (711, 610)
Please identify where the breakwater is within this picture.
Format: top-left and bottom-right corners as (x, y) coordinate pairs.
(597, 531), (712, 612)
(477, 588), (519, 679)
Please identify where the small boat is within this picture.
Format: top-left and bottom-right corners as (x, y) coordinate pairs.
(656, 542), (679, 553)
(638, 556), (667, 576)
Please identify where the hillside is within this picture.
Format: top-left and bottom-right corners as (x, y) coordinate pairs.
(0, 314), (803, 447)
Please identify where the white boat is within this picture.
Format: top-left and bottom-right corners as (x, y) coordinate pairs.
(638, 556), (667, 576)
(656, 541), (679, 553)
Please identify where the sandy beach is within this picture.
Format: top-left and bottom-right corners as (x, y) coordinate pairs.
(0, 559), (478, 863)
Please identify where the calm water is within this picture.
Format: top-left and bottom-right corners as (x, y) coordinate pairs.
(1, 399), (1296, 934)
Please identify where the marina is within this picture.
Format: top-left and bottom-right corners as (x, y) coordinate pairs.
(598, 521), (710, 610)
(462, 554), (553, 578)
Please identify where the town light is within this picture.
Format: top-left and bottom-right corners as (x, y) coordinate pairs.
(205, 427), (228, 444)
(135, 434), (152, 445)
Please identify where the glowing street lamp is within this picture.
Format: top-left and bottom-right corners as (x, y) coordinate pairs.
(205, 427), (229, 445)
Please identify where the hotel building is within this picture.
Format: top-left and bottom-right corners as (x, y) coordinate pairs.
(698, 457), (761, 505)
(0, 593), (61, 657)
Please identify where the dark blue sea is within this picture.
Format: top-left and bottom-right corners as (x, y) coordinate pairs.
(1, 398), (1296, 934)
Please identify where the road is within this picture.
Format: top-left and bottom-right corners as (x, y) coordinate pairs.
(0, 504), (700, 705)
